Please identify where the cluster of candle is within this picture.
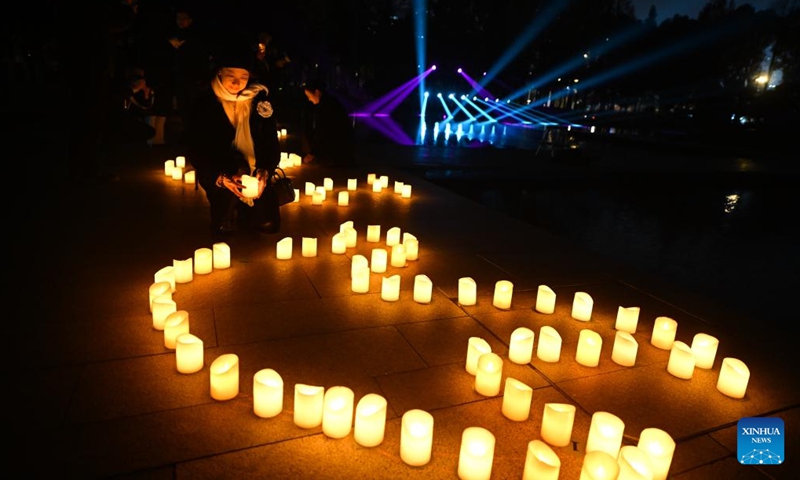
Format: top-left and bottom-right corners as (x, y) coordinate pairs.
(163, 156), (196, 184)
(366, 172), (413, 198)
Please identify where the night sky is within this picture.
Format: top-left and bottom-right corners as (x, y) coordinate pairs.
(632, 0), (777, 22)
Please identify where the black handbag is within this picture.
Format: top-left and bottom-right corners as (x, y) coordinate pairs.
(269, 167), (295, 206)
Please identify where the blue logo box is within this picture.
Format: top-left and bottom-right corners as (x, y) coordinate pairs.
(738, 417), (784, 465)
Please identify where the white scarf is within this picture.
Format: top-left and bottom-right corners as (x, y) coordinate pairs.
(211, 76), (268, 173)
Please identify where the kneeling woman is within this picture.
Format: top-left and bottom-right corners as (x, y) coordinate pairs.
(187, 46), (281, 237)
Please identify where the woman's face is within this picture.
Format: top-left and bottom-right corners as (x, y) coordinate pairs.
(218, 67), (250, 95)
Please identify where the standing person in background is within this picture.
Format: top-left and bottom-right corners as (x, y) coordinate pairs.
(301, 80), (355, 167)
(186, 43), (282, 238)
(166, 6), (210, 130)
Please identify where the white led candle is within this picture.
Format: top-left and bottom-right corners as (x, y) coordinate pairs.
(351, 254), (368, 277)
(394, 180), (404, 193)
(175, 155), (185, 168)
(536, 285), (556, 314)
(372, 181), (382, 193)
(690, 333), (719, 369)
(163, 310), (189, 349)
(343, 227), (357, 248)
(152, 296), (176, 331)
(184, 170), (195, 184)
(323, 177), (333, 191)
(253, 368), (283, 418)
(276, 237), (293, 259)
(367, 173), (376, 184)
(651, 316), (677, 349)
(401, 184), (412, 198)
(171, 165), (183, 181)
(509, 327), (534, 364)
(523, 440), (560, 480)
(294, 383), (325, 428)
(403, 234), (419, 261)
(339, 221), (353, 232)
(457, 427), (495, 480)
(400, 409), (434, 466)
(366, 225), (381, 242)
(149, 281), (171, 312)
(537, 326), (562, 363)
(280, 128), (287, 137)
(212, 242), (230, 269)
(571, 291), (593, 321)
(475, 352), (503, 396)
(173, 258), (193, 284)
(312, 190), (324, 205)
(386, 227), (401, 246)
(194, 247), (213, 274)
(322, 386), (354, 439)
(615, 306), (640, 333)
(154, 266), (176, 293)
(164, 159), (174, 176)
(347, 178), (357, 190)
(466, 337), (491, 375)
(501, 377), (532, 421)
(667, 341), (695, 379)
(541, 403), (576, 447)
(379, 175), (389, 189)
(413, 274), (432, 304)
(298, 237), (316, 257)
(381, 275), (401, 302)
(292, 188), (299, 202)
(240, 174), (258, 197)
(575, 329), (603, 367)
(331, 233), (347, 254)
(304, 182), (315, 196)
(210, 353), (239, 401)
(354, 393), (387, 447)
(612, 331), (638, 367)
(315, 185), (326, 200)
(493, 280), (513, 309)
(175, 333), (203, 374)
(586, 411), (625, 458)
(637, 427), (675, 480)
(370, 248), (387, 273)
(717, 357), (750, 399)
(618, 445), (654, 480)
(579, 451), (619, 480)
(351, 265), (370, 293)
(338, 191), (349, 206)
(390, 244), (406, 267)
(459, 277), (477, 306)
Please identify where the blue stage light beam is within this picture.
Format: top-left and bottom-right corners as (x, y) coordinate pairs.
(473, 0), (569, 97)
(414, 0), (428, 110)
(447, 93), (477, 123)
(461, 96), (497, 124)
(458, 68), (494, 101)
(436, 93), (454, 122)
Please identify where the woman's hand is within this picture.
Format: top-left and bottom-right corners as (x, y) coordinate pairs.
(220, 175), (246, 198)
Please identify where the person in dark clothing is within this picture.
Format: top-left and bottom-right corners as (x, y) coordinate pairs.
(301, 81), (355, 167)
(186, 45), (282, 238)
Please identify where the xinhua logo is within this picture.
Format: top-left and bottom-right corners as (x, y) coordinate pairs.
(737, 417), (784, 465)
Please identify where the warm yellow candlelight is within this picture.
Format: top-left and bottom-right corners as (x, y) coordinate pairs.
(575, 329), (603, 367)
(579, 450), (619, 480)
(394, 180), (404, 193)
(379, 175), (389, 189)
(312, 190), (324, 205)
(331, 232), (347, 254)
(667, 341), (695, 379)
(466, 337), (491, 375)
(322, 386), (355, 439)
(304, 181), (315, 196)
(183, 170), (195, 184)
(164, 159), (174, 176)
(381, 275), (401, 302)
(154, 266), (176, 293)
(618, 445), (654, 480)
(301, 237), (317, 257)
(347, 178), (357, 190)
(354, 393), (387, 447)
(717, 357), (750, 399)
(292, 188), (299, 202)
(541, 403), (576, 447)
(400, 409), (434, 466)
(339, 220), (353, 232)
(367, 173), (376, 185)
(276, 237), (293, 259)
(240, 174), (258, 197)
(475, 352), (503, 396)
(535, 285), (556, 314)
(175, 155), (185, 168)
(253, 368), (283, 418)
(315, 185), (326, 200)
(209, 353), (239, 401)
(523, 440), (561, 480)
(366, 225), (381, 242)
(175, 333), (203, 374)
(637, 427), (675, 480)
(148, 281), (171, 312)
(386, 227), (401, 246)
(457, 427), (495, 480)
(390, 244), (407, 267)
(492, 280), (513, 309)
(651, 316), (677, 350)
(586, 411), (625, 458)
(163, 310), (189, 349)
(370, 248), (387, 273)
(194, 247), (213, 274)
(294, 383), (325, 428)
(537, 326), (562, 363)
(173, 258), (193, 284)
(413, 274), (432, 303)
(509, 327), (534, 364)
(501, 377), (532, 421)
(615, 306), (640, 333)
(152, 296), (176, 331)
(571, 291), (593, 321)
(323, 177), (333, 191)
(351, 254), (368, 277)
(372, 181), (382, 193)
(343, 227), (357, 248)
(401, 184), (412, 198)
(212, 242), (230, 269)
(171, 165), (183, 181)
(612, 331), (638, 367)
(403, 233), (418, 260)
(351, 265), (370, 293)
(459, 277), (477, 306)
(690, 333), (719, 369)
(337, 191), (349, 206)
